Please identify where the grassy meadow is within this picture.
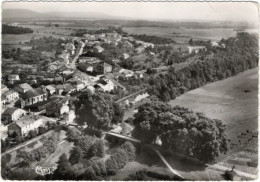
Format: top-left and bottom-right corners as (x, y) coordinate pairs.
(169, 68), (258, 174)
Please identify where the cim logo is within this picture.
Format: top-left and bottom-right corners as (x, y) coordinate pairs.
(35, 165), (56, 176)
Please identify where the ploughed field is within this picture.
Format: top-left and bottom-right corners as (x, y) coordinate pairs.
(170, 67), (258, 174)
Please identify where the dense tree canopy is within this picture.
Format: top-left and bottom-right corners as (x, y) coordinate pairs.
(132, 101), (230, 163)
(53, 154), (75, 180)
(2, 24), (33, 34)
(148, 32), (258, 102)
(69, 146), (82, 165)
(131, 34), (174, 44)
(71, 26), (124, 36)
(74, 92), (124, 130)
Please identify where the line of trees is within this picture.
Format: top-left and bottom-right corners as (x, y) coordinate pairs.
(84, 141), (136, 180)
(2, 24), (33, 34)
(71, 26), (124, 37)
(17, 135), (58, 166)
(131, 34), (174, 44)
(38, 141), (136, 180)
(147, 32), (258, 102)
(132, 101), (230, 163)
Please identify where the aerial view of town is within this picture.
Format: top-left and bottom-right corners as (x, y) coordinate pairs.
(1, 1), (259, 181)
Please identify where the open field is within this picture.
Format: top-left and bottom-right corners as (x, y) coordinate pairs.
(169, 67), (258, 174)
(156, 153), (225, 180)
(2, 23), (76, 50)
(169, 68), (258, 145)
(124, 27), (258, 42)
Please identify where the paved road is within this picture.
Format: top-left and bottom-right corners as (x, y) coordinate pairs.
(153, 148), (185, 179)
(1, 130), (55, 156)
(106, 132), (141, 143)
(70, 41), (85, 70)
(115, 88), (148, 104)
(105, 131), (257, 180)
(207, 164), (257, 180)
(105, 132), (184, 179)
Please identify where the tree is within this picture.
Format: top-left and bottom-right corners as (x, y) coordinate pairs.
(111, 103), (124, 124)
(2, 24), (33, 34)
(105, 141), (136, 175)
(1, 139), (10, 152)
(66, 127), (82, 142)
(89, 140), (105, 158)
(69, 146), (82, 165)
(17, 150), (34, 166)
(147, 33), (258, 103)
(54, 154), (74, 180)
(76, 136), (95, 158)
(74, 92), (124, 130)
(120, 141), (136, 161)
(132, 101), (230, 163)
(28, 129), (37, 139)
(84, 166), (96, 180)
(188, 38), (194, 45)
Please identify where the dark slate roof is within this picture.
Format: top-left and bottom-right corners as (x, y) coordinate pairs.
(3, 90), (18, 97)
(1, 84), (7, 89)
(46, 96), (69, 114)
(20, 88), (46, 99)
(61, 96), (70, 104)
(2, 107), (18, 116)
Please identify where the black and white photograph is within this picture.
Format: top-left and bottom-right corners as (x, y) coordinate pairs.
(1, 1), (259, 181)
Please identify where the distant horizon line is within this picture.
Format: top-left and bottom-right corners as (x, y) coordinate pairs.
(2, 8), (257, 24)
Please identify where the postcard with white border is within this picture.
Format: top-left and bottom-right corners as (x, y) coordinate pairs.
(1, 1), (259, 181)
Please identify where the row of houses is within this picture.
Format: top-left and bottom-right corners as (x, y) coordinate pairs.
(2, 96), (72, 140)
(78, 60), (113, 75)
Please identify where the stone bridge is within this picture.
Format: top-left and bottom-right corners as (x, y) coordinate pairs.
(115, 88), (148, 105)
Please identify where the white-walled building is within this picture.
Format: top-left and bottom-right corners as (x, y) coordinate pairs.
(8, 74), (20, 84)
(119, 68), (135, 78)
(3, 90), (19, 103)
(20, 88), (47, 107)
(8, 115), (46, 137)
(1, 84), (9, 94)
(2, 107), (27, 124)
(14, 83), (33, 94)
(46, 96), (70, 117)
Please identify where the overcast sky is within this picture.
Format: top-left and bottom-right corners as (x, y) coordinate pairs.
(2, 1), (259, 22)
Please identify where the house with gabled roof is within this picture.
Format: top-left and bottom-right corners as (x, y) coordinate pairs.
(118, 68), (135, 79)
(20, 88), (47, 108)
(46, 96), (70, 117)
(71, 81), (85, 91)
(14, 83), (33, 94)
(8, 74), (20, 84)
(65, 42), (76, 55)
(63, 83), (76, 94)
(8, 115), (50, 137)
(93, 45), (104, 53)
(53, 83), (76, 95)
(1, 84), (9, 94)
(45, 85), (56, 95)
(2, 90), (19, 103)
(2, 107), (27, 125)
(106, 76), (126, 91)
